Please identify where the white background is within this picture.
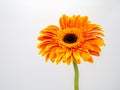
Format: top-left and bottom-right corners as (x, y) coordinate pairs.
(0, 0), (120, 90)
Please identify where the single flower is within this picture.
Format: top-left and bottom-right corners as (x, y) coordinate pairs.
(37, 14), (105, 65)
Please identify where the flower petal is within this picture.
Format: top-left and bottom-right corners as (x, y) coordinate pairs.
(56, 53), (64, 64)
(62, 48), (71, 63)
(89, 51), (100, 56)
(84, 37), (105, 46)
(55, 47), (65, 64)
(45, 53), (50, 62)
(41, 25), (59, 34)
(40, 44), (57, 56)
(87, 24), (103, 32)
(49, 51), (56, 62)
(73, 50), (81, 64)
(66, 56), (72, 65)
(59, 14), (68, 29)
(80, 50), (93, 63)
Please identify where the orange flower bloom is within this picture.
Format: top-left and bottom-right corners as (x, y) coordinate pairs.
(37, 14), (105, 65)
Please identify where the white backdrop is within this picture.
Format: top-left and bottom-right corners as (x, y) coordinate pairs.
(0, 0), (120, 90)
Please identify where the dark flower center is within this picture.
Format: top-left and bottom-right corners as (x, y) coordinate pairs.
(63, 34), (77, 44)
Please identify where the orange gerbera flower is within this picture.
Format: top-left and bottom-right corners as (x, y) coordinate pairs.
(37, 14), (105, 65)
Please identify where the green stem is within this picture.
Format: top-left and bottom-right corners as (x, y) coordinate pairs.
(73, 61), (79, 90)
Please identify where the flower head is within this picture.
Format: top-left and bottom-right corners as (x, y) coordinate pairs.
(37, 14), (105, 65)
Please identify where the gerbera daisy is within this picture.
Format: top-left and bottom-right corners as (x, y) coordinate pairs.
(37, 14), (105, 65)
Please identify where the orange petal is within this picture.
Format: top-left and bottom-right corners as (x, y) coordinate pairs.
(66, 56), (72, 65)
(87, 55), (93, 63)
(91, 45), (101, 52)
(88, 24), (103, 32)
(80, 50), (93, 63)
(49, 51), (56, 62)
(56, 53), (64, 64)
(81, 44), (94, 51)
(89, 51), (100, 56)
(37, 41), (51, 49)
(86, 31), (104, 37)
(38, 36), (53, 41)
(84, 35), (104, 41)
(55, 47), (65, 64)
(63, 48), (71, 63)
(45, 53), (49, 62)
(74, 15), (80, 27)
(59, 14), (68, 29)
(73, 50), (81, 64)
(84, 37), (105, 46)
(40, 44), (57, 56)
(41, 25), (59, 34)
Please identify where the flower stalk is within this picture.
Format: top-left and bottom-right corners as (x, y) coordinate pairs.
(73, 61), (79, 90)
